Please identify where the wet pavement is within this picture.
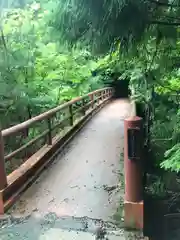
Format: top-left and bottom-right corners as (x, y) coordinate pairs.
(0, 100), (143, 239)
(0, 214), (143, 239)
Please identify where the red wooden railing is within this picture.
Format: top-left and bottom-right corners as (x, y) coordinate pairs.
(0, 87), (113, 213)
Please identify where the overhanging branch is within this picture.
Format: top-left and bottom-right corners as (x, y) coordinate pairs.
(147, 0), (180, 8)
(150, 20), (180, 25)
(164, 15), (180, 21)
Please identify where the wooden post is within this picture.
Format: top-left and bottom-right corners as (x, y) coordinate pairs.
(82, 98), (86, 115)
(105, 89), (107, 99)
(69, 105), (73, 126)
(100, 92), (102, 104)
(94, 94), (97, 105)
(100, 91), (103, 102)
(103, 90), (106, 100)
(0, 129), (7, 214)
(0, 191), (4, 214)
(47, 118), (52, 145)
(90, 94), (94, 109)
(0, 130), (7, 191)
(103, 90), (105, 101)
(110, 89), (113, 97)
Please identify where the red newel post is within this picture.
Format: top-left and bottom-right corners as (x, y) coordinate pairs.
(124, 116), (143, 229)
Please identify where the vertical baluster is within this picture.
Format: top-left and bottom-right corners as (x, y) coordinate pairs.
(99, 93), (101, 105)
(102, 90), (105, 101)
(93, 94), (96, 106)
(47, 118), (52, 145)
(104, 90), (106, 102)
(0, 131), (7, 191)
(107, 89), (110, 98)
(105, 89), (107, 99)
(95, 93), (97, 104)
(95, 93), (97, 105)
(96, 93), (99, 105)
(82, 98), (86, 115)
(69, 105), (73, 126)
(99, 91), (102, 102)
(98, 92), (100, 102)
(91, 94), (94, 108)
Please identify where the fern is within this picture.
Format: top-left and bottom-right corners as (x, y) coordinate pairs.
(161, 144), (180, 172)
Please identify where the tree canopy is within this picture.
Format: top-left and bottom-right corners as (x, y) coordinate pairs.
(1, 0), (180, 175)
(53, 0), (180, 53)
(52, 0), (180, 173)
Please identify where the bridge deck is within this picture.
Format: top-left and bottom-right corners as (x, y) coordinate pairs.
(9, 99), (133, 221)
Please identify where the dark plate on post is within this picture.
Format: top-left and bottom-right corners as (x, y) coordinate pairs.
(128, 128), (141, 161)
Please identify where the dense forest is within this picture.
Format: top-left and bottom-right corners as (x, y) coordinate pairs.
(0, 0), (112, 172)
(54, 0), (180, 183)
(1, 0), (180, 235)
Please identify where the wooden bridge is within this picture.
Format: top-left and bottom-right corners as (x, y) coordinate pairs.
(0, 87), (144, 238)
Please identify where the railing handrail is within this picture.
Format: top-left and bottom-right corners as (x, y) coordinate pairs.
(2, 87), (112, 138)
(0, 86), (113, 205)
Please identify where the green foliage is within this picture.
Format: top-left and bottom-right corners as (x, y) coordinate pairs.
(158, 108), (180, 172)
(0, 2), (105, 130)
(82, 14), (180, 173)
(2, 0), (180, 175)
(161, 143), (180, 172)
(0, 1), (108, 168)
(53, 0), (180, 53)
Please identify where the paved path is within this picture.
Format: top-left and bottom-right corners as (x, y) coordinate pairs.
(0, 99), (143, 239)
(10, 99), (132, 219)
